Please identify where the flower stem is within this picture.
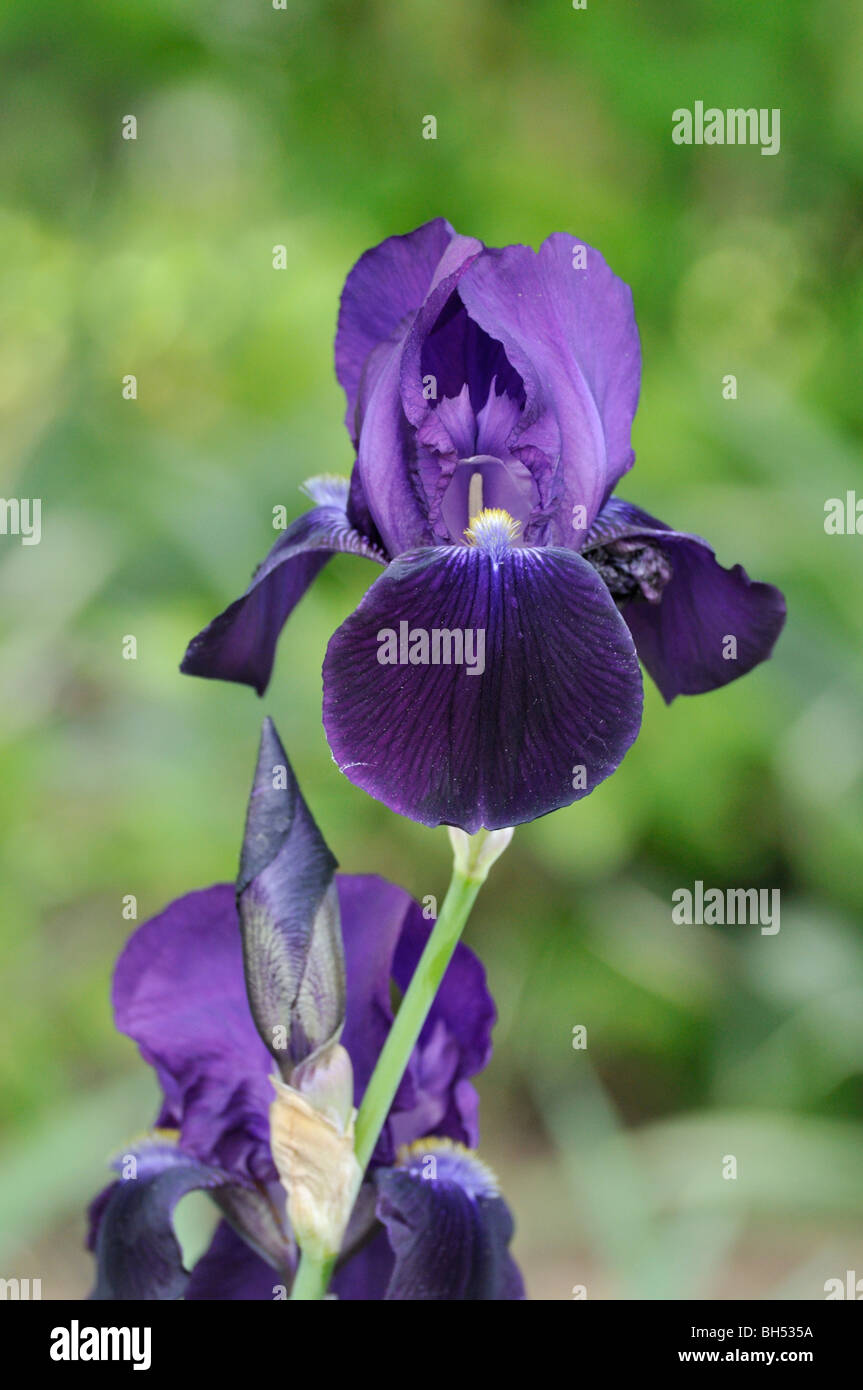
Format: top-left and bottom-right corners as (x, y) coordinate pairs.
(353, 864), (482, 1171)
(290, 1252), (336, 1301)
(289, 826), (512, 1300)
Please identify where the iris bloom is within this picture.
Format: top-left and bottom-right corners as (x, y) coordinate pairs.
(88, 721), (522, 1300)
(182, 220), (786, 831)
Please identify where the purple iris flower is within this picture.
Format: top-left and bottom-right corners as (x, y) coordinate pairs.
(182, 220), (786, 832)
(87, 721), (522, 1300)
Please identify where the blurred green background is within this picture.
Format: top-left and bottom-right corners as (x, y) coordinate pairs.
(2, 0), (862, 1300)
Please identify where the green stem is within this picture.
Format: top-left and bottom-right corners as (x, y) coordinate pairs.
(290, 1252), (335, 1301)
(290, 827), (510, 1300)
(353, 866), (482, 1171)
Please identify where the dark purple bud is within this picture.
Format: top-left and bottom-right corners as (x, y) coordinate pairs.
(237, 718), (343, 1080)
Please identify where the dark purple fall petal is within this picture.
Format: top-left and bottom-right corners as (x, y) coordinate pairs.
(237, 718), (342, 1077)
(322, 539), (644, 832)
(178, 1144), (525, 1301)
(585, 498), (787, 702)
(180, 479), (385, 696)
(187, 1219), (398, 1301)
(213, 1182), (294, 1272)
(90, 1142), (232, 1301)
(188, 1182), (396, 1300)
(186, 1220), (288, 1301)
(375, 1144), (525, 1301)
(457, 234), (641, 539)
(331, 1227), (395, 1301)
(188, 1204), (399, 1300)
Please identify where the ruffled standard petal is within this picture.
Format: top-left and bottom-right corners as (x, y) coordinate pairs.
(356, 234), (483, 557)
(337, 875), (415, 1108)
(375, 1142), (525, 1301)
(336, 219), (459, 441)
(91, 1141), (232, 1300)
(584, 498), (787, 702)
(458, 234), (641, 538)
(113, 884), (275, 1181)
(181, 478), (386, 696)
(338, 874), (495, 1164)
(322, 534), (643, 831)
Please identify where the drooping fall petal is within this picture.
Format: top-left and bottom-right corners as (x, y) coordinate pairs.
(181, 477), (385, 696)
(584, 497), (787, 701)
(375, 1141), (525, 1301)
(323, 529), (643, 831)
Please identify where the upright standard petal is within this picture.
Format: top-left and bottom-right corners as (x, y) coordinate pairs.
(584, 498), (787, 702)
(112, 884), (275, 1181)
(336, 219), (458, 441)
(237, 718), (342, 1078)
(458, 234), (641, 539)
(91, 1141), (231, 1301)
(375, 1141), (525, 1300)
(355, 233), (484, 557)
(181, 477), (386, 696)
(322, 523), (644, 831)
